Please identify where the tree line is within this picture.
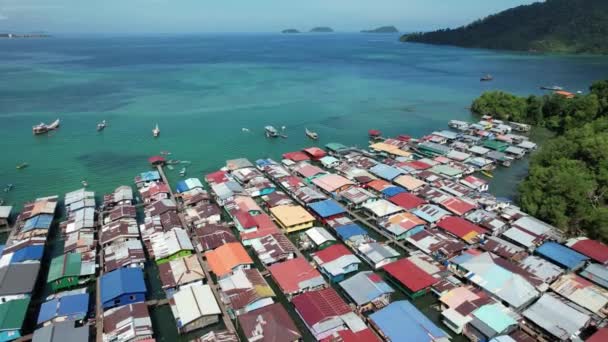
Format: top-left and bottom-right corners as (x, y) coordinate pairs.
(471, 80), (608, 241)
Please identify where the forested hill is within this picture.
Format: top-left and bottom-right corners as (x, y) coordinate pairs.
(401, 0), (608, 54)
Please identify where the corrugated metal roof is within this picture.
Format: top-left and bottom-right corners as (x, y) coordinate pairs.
(336, 224), (368, 240)
(23, 214), (53, 231)
(523, 293), (589, 340)
(370, 301), (447, 342)
(566, 237), (608, 264)
(172, 284), (220, 326)
(0, 298), (30, 331)
(47, 253), (82, 282)
(339, 271), (394, 306)
(237, 303), (301, 342)
(292, 288), (351, 327)
(384, 258), (438, 292)
(100, 268), (146, 304)
(9, 245), (44, 264)
(472, 303), (517, 334)
(307, 199), (345, 218)
(37, 293), (89, 324)
(369, 164), (404, 181)
(32, 320), (90, 342)
(536, 242), (588, 270)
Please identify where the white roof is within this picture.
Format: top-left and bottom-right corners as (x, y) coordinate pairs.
(447, 150), (471, 161)
(172, 284), (221, 325)
(185, 178), (204, 190)
(0, 206), (12, 219)
(320, 255), (361, 276)
(512, 216), (555, 236)
(501, 227), (536, 248)
(469, 146), (490, 155)
(217, 269), (253, 292)
(362, 199), (403, 218)
(523, 294), (589, 340)
(65, 188), (95, 206)
(150, 228), (194, 260)
(305, 227), (336, 247)
(358, 243), (399, 263)
(518, 141), (537, 149)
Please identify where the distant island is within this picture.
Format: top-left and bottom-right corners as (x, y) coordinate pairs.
(281, 29), (300, 34)
(310, 27), (334, 33)
(0, 33), (50, 38)
(401, 0), (608, 54)
(361, 26), (398, 33)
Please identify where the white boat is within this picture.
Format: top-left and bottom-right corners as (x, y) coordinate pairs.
(153, 124), (160, 137)
(179, 167), (187, 177)
(265, 126), (278, 138)
(81, 180), (89, 187)
(97, 120), (106, 131)
(305, 128), (318, 140)
(33, 118), (60, 135)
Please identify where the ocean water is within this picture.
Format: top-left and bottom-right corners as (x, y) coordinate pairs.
(2, 33), (608, 206)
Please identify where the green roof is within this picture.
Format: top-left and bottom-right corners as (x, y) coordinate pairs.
(0, 298), (30, 331)
(48, 253), (82, 282)
(483, 140), (509, 152)
(431, 164), (462, 177)
(472, 303), (517, 333)
(325, 142), (347, 152)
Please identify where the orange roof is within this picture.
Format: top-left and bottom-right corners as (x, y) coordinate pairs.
(555, 90), (575, 98)
(366, 179), (391, 192)
(205, 242), (253, 277)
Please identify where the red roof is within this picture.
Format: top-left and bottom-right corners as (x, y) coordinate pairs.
(399, 160), (432, 170)
(569, 238), (608, 264)
(205, 170), (228, 184)
(292, 288), (351, 327)
(148, 156), (166, 164)
(322, 329), (382, 342)
(313, 244), (352, 263)
(284, 176), (304, 188)
(268, 257), (322, 294)
(383, 258), (438, 292)
(368, 129), (381, 136)
(252, 213), (277, 230)
(440, 197), (476, 216)
(587, 328), (608, 342)
(397, 135), (411, 141)
(234, 211), (257, 229)
(147, 183), (169, 197)
(303, 147), (327, 159)
(388, 193), (426, 210)
(437, 216), (487, 243)
(283, 151), (310, 162)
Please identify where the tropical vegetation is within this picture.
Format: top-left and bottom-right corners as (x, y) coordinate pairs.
(402, 0), (608, 54)
(471, 80), (608, 241)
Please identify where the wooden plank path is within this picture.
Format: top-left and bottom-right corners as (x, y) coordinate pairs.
(155, 165), (237, 334)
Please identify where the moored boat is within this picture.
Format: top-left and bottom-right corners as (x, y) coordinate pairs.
(32, 118), (60, 135)
(3, 184), (13, 193)
(179, 167), (187, 177)
(540, 85), (563, 91)
(16, 163), (28, 170)
(81, 180), (89, 187)
(481, 170), (494, 178)
(97, 120), (107, 131)
(153, 124), (160, 137)
(305, 128), (318, 140)
(265, 126), (278, 138)
(480, 74), (493, 82)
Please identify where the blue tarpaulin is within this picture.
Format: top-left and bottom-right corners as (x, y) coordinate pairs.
(176, 181), (189, 193)
(23, 214), (53, 231)
(307, 199), (346, 218)
(10, 245), (44, 264)
(37, 293), (89, 324)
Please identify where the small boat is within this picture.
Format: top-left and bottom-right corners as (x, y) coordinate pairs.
(81, 180), (89, 187)
(540, 85), (563, 91)
(305, 128), (318, 140)
(480, 74), (493, 82)
(265, 126), (279, 138)
(4, 184), (13, 193)
(16, 163), (28, 170)
(481, 170), (494, 178)
(160, 151), (171, 156)
(97, 120), (107, 131)
(167, 165), (174, 170)
(179, 167), (187, 177)
(242, 128), (250, 132)
(33, 118), (60, 135)
(153, 124), (160, 138)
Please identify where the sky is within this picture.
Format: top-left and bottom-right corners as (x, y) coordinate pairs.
(0, 0), (541, 34)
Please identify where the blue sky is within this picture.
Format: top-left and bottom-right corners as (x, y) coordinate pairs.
(0, 0), (540, 33)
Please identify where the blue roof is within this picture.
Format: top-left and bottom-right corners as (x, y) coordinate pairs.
(336, 224), (368, 240)
(536, 241), (588, 270)
(37, 293), (89, 324)
(140, 171), (160, 182)
(23, 214), (53, 231)
(307, 199), (346, 218)
(369, 163), (403, 181)
(381, 186), (407, 197)
(370, 301), (447, 342)
(175, 180), (189, 194)
(10, 245), (44, 264)
(100, 268), (146, 304)
(256, 159), (273, 167)
(0, 245), (4, 258)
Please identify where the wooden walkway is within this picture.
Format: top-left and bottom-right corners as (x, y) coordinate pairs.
(156, 165), (237, 334)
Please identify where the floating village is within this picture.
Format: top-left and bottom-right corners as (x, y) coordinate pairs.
(1, 116), (608, 342)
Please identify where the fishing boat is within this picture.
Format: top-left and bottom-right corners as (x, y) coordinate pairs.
(97, 120), (107, 131)
(16, 163), (28, 170)
(32, 118), (60, 135)
(153, 124), (160, 137)
(3, 184), (13, 193)
(242, 128), (250, 132)
(305, 128), (318, 140)
(540, 85), (563, 91)
(265, 126), (278, 138)
(481, 170), (494, 178)
(480, 74), (493, 82)
(179, 167), (187, 177)
(81, 180), (89, 187)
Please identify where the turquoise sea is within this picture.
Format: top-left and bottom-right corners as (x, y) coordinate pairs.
(2, 33), (608, 207)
